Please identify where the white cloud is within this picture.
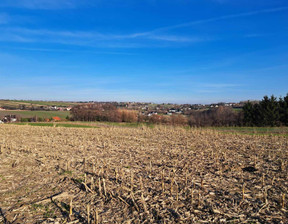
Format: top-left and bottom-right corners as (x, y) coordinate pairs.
(0, 27), (205, 48)
(147, 6), (288, 33)
(1, 6), (285, 47)
(0, 0), (81, 9)
(3, 47), (138, 56)
(146, 34), (204, 42)
(200, 83), (240, 88)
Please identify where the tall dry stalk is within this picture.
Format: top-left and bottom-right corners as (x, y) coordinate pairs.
(242, 183), (245, 201)
(94, 209), (99, 224)
(69, 198), (73, 220)
(87, 204), (90, 224)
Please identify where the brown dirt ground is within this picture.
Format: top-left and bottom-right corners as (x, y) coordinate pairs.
(0, 125), (287, 223)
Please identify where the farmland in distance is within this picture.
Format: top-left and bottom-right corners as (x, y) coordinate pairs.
(0, 110), (70, 120)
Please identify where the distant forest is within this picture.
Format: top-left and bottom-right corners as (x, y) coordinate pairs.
(242, 94), (288, 127)
(71, 94), (288, 127)
(189, 94), (288, 127)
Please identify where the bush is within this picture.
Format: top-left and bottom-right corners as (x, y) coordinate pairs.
(188, 106), (242, 127)
(21, 118), (29, 122)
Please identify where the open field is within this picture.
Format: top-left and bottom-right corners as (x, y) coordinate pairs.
(11, 122), (99, 129)
(212, 127), (288, 136)
(7, 121), (288, 136)
(0, 125), (287, 223)
(0, 110), (70, 120)
(0, 100), (77, 108)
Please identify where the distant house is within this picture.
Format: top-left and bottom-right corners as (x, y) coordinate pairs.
(2, 115), (18, 123)
(52, 116), (61, 121)
(0, 107), (5, 111)
(147, 112), (157, 117)
(169, 109), (176, 113)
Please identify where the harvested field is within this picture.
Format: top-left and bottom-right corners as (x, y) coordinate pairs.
(0, 110), (70, 120)
(0, 125), (287, 223)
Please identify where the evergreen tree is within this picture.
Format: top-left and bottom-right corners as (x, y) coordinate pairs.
(243, 94), (286, 127)
(279, 94), (288, 126)
(252, 103), (263, 126)
(242, 101), (254, 126)
(259, 95), (279, 126)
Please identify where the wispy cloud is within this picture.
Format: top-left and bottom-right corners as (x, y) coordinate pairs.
(146, 34), (205, 42)
(1, 46), (138, 55)
(0, 27), (205, 48)
(200, 83), (240, 88)
(4, 27), (202, 42)
(147, 6), (288, 33)
(0, 0), (81, 10)
(0, 6), (286, 47)
(244, 33), (275, 38)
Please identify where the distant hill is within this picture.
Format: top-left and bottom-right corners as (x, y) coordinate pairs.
(0, 100), (78, 110)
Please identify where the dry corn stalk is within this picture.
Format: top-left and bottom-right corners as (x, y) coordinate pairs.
(242, 183), (245, 201)
(198, 191), (201, 207)
(69, 198), (73, 219)
(115, 168), (118, 182)
(66, 160), (69, 171)
(161, 170), (165, 192)
(91, 177), (94, 190)
(94, 209), (99, 224)
(103, 178), (107, 197)
(141, 192), (148, 214)
(130, 171), (134, 190)
(139, 176), (144, 190)
(98, 178), (102, 196)
(191, 188), (194, 206)
(87, 204), (90, 224)
(170, 176), (174, 196)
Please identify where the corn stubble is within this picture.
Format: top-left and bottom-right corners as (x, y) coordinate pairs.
(0, 125), (287, 223)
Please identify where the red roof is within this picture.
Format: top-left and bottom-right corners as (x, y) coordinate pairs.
(52, 116), (61, 121)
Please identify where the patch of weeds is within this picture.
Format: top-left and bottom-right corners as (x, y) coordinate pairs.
(60, 202), (70, 214)
(31, 203), (45, 210)
(0, 174), (6, 182)
(73, 178), (83, 184)
(29, 123), (54, 127)
(32, 203), (57, 219)
(51, 187), (57, 192)
(43, 207), (56, 219)
(56, 123), (97, 128)
(59, 170), (73, 176)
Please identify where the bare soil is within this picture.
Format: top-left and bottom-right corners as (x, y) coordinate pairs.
(0, 125), (287, 223)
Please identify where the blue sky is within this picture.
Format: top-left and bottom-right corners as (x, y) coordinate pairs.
(0, 0), (287, 104)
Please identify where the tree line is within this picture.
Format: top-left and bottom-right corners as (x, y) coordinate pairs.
(70, 103), (188, 125)
(70, 94), (288, 127)
(242, 94), (288, 126)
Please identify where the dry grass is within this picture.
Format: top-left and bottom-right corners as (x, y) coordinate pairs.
(0, 125), (287, 223)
